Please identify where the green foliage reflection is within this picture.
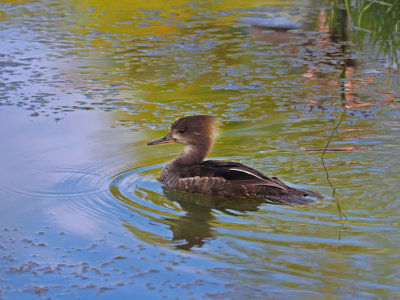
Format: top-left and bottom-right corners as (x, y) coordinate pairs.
(326, 0), (400, 67)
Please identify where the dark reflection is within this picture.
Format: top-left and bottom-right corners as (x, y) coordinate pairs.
(162, 187), (263, 250)
(244, 5), (363, 108)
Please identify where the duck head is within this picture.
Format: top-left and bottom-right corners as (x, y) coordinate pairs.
(147, 115), (218, 148)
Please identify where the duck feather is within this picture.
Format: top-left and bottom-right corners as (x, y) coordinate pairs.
(179, 160), (288, 191)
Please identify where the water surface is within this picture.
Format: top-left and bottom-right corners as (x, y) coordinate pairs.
(1, 0), (400, 299)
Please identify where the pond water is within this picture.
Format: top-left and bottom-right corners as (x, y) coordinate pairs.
(1, 0), (400, 299)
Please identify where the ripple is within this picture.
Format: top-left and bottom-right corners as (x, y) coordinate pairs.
(108, 164), (394, 253)
(7, 169), (109, 199)
(3, 163), (123, 236)
(6, 160), (393, 253)
(110, 164), (188, 246)
(108, 163), (400, 293)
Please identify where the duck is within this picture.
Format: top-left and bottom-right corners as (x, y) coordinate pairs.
(147, 115), (322, 205)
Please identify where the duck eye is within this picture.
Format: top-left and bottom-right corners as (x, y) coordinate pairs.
(178, 129), (185, 134)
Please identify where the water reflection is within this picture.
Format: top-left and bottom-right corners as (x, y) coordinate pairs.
(164, 189), (215, 250)
(245, 5), (360, 109)
(1, 0), (400, 298)
(163, 187), (263, 250)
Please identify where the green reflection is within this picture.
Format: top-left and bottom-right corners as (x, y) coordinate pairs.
(325, 0), (400, 67)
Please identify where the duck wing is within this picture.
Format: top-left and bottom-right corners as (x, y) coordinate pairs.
(179, 160), (287, 191)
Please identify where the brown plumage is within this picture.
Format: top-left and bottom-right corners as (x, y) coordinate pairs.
(147, 115), (322, 205)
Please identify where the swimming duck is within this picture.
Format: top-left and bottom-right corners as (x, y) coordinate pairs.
(147, 115), (322, 205)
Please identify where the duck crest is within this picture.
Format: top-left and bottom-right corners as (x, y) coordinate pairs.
(172, 115), (218, 145)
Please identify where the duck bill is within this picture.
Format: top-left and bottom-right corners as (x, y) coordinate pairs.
(147, 132), (176, 145)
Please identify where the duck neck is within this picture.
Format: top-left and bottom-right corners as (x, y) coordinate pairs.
(172, 143), (211, 167)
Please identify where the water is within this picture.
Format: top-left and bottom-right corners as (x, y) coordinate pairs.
(1, 0), (400, 299)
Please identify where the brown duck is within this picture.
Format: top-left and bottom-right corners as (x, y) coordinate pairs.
(147, 115), (322, 205)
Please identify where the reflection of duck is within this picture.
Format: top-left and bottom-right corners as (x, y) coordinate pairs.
(162, 188), (215, 250)
(148, 115), (321, 205)
(162, 187), (263, 250)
